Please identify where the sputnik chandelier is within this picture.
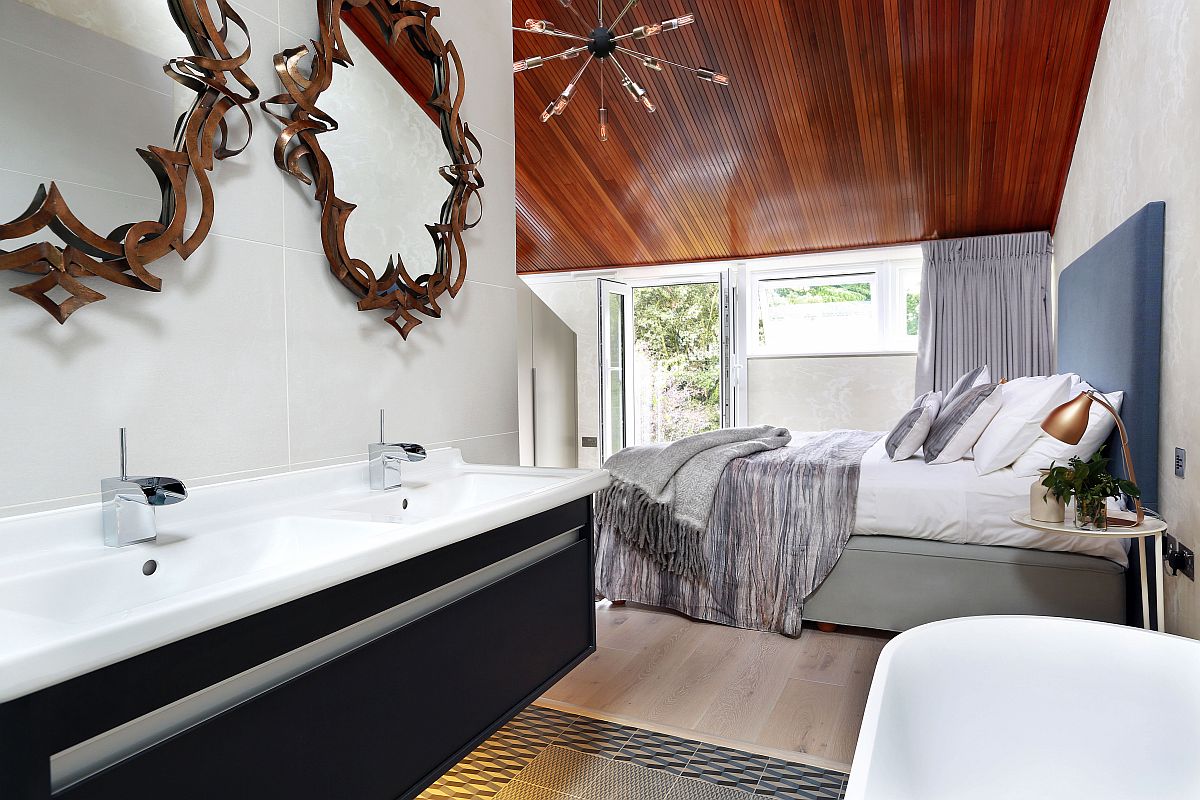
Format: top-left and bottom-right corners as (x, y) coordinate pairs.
(513, 1), (729, 141)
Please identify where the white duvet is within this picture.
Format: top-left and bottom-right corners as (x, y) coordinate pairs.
(847, 437), (1128, 567)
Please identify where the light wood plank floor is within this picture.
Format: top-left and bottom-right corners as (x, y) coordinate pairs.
(540, 602), (892, 769)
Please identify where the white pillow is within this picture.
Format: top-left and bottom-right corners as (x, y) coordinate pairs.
(1010, 382), (1124, 477)
(884, 391), (943, 461)
(973, 374), (1073, 475)
(923, 383), (1003, 464)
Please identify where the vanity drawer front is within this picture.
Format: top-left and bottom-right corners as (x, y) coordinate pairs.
(58, 538), (594, 800)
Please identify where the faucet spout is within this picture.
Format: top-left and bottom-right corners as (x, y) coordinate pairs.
(101, 429), (187, 547)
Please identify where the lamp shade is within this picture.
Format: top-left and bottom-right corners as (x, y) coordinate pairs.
(1041, 391), (1093, 445)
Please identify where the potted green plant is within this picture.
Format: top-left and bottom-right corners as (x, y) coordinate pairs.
(1041, 448), (1141, 531)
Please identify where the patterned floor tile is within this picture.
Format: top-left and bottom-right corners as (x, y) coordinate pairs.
(668, 776), (757, 800)
(519, 745), (610, 796)
(494, 779), (579, 800)
(753, 759), (846, 799)
(552, 717), (639, 757)
(615, 729), (701, 774)
(679, 743), (771, 792)
(584, 755), (678, 800)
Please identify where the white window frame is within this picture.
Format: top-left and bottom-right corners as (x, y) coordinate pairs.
(746, 247), (922, 358)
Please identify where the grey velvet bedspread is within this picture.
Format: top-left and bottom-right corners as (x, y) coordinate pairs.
(595, 430), (881, 637)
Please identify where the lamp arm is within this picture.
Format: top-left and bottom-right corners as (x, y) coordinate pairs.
(1087, 390), (1144, 524)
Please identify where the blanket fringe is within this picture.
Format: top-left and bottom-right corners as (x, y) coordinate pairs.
(594, 479), (707, 580)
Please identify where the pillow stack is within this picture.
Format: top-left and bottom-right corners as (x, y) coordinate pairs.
(971, 374), (1073, 474)
(883, 367), (1122, 470)
(884, 390), (943, 461)
(1010, 379), (1123, 476)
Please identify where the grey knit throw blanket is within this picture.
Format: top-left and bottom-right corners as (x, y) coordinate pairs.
(595, 425), (792, 578)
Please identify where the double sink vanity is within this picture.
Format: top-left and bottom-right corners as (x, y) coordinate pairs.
(0, 442), (608, 799)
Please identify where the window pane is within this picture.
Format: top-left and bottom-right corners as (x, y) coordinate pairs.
(901, 268), (921, 337)
(633, 283), (720, 444)
(757, 275), (875, 353)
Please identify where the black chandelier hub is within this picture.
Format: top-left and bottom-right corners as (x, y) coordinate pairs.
(587, 27), (616, 58)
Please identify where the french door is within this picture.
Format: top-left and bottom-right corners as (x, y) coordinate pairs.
(600, 270), (737, 456)
(598, 279), (634, 463)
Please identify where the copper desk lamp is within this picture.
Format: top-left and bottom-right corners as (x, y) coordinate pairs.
(1041, 391), (1144, 527)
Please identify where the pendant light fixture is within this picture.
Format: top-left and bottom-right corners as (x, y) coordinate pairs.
(514, 1), (730, 140)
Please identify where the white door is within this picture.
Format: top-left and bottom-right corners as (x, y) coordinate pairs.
(598, 279), (634, 463)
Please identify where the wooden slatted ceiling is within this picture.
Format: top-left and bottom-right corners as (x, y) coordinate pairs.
(512, 0), (1109, 273)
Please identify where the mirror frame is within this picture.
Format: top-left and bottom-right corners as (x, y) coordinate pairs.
(0, 0), (259, 323)
(261, 0), (484, 339)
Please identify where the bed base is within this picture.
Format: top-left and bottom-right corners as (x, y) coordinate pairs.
(802, 535), (1127, 633)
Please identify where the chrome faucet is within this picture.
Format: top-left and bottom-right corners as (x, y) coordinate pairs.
(369, 409), (426, 491)
(101, 428), (187, 547)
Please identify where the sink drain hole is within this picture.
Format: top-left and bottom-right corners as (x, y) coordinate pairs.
(142, 560), (158, 576)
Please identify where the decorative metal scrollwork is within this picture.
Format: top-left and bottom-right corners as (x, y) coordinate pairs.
(0, 0), (259, 323)
(261, 0), (483, 339)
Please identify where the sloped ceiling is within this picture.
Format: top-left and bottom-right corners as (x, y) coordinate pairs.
(513, 0), (1110, 273)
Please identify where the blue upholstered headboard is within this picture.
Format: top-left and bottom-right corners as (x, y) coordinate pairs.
(1056, 202), (1164, 509)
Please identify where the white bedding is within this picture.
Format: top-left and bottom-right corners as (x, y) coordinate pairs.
(850, 437), (1128, 567)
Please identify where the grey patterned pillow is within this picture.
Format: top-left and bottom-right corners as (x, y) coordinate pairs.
(885, 391), (943, 461)
(944, 364), (991, 405)
(924, 383), (1003, 464)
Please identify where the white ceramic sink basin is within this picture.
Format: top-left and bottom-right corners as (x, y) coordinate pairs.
(334, 471), (566, 522)
(0, 449), (609, 703)
(0, 517), (376, 625)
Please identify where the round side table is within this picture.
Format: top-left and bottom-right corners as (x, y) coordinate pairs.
(1010, 512), (1168, 632)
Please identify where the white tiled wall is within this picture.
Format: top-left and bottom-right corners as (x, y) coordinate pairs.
(0, 0), (518, 515)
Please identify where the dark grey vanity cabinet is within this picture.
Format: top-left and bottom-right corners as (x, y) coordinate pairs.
(0, 499), (595, 800)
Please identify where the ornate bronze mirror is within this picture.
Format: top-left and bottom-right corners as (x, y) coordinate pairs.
(262, 0), (483, 339)
(0, 0), (258, 322)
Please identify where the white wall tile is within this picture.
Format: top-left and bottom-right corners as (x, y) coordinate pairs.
(283, 247), (518, 463)
(0, 0), (518, 515)
(0, 233), (290, 510)
(434, 0), (515, 147)
(0, 35), (174, 198)
(0, 0), (169, 90)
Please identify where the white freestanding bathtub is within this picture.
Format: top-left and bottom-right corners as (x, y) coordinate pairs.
(846, 616), (1200, 799)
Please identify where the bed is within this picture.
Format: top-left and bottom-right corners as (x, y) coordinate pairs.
(597, 202), (1165, 634)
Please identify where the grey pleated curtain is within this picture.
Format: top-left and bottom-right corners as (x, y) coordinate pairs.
(915, 231), (1053, 396)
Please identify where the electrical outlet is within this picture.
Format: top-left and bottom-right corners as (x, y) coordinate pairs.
(1176, 447), (1187, 478)
(1164, 533), (1195, 581)
(582, 436), (598, 448)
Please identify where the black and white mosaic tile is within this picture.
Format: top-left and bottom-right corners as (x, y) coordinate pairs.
(417, 705), (849, 800)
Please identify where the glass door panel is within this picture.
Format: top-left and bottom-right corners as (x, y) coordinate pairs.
(631, 281), (722, 444)
(598, 279), (633, 463)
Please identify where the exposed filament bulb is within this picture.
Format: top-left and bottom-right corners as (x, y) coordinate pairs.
(525, 19), (555, 32)
(514, 55), (546, 73)
(696, 68), (730, 85)
(663, 14), (695, 30)
(598, 107), (609, 142)
(541, 100), (557, 123)
(621, 77), (655, 112)
(632, 23), (663, 39)
(638, 56), (664, 72)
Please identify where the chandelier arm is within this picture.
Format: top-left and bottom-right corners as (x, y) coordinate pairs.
(615, 45), (701, 74)
(608, 0), (639, 30)
(565, 53), (595, 91)
(563, 1), (592, 30)
(512, 27), (589, 42)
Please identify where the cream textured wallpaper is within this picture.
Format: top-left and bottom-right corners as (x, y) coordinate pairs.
(1055, 0), (1199, 636)
(747, 355), (916, 433)
(0, 0), (519, 515)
